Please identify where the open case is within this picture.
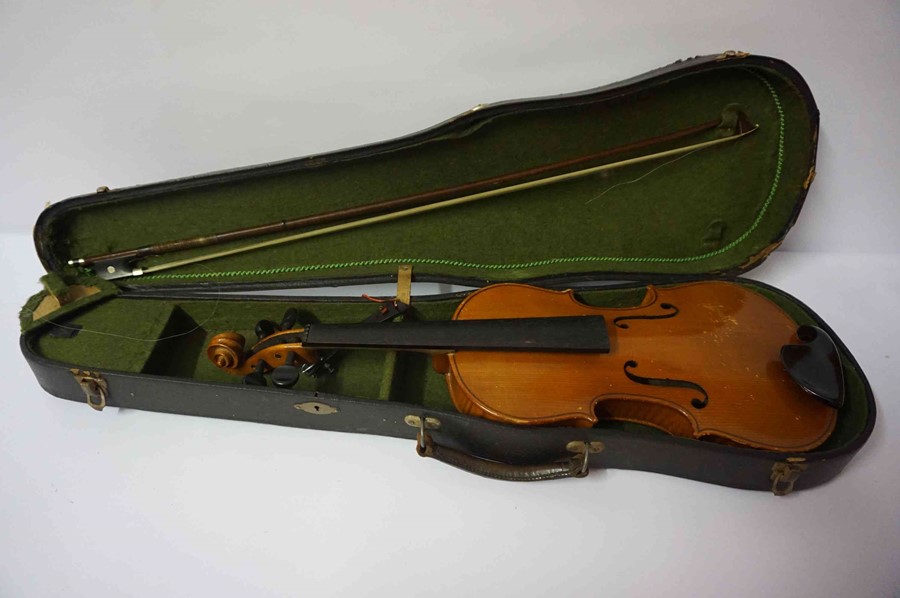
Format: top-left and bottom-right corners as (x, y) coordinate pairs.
(20, 52), (875, 493)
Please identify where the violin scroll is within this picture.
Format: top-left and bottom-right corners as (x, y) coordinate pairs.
(207, 329), (318, 379)
(208, 332), (247, 371)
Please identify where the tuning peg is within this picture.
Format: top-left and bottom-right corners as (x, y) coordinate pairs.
(242, 361), (269, 386)
(255, 319), (279, 339)
(271, 351), (300, 388)
(271, 365), (300, 388)
(280, 308), (299, 331)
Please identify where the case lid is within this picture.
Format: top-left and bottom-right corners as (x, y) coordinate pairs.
(33, 52), (818, 291)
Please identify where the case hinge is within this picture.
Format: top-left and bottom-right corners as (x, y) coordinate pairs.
(70, 369), (109, 411)
(770, 459), (807, 496)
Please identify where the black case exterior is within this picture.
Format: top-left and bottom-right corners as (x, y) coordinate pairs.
(21, 279), (875, 493)
(21, 53), (876, 492)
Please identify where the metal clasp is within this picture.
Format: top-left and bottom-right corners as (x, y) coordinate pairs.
(70, 369), (108, 411)
(566, 440), (605, 478)
(771, 460), (807, 496)
(405, 414), (441, 454)
(404, 414), (441, 431)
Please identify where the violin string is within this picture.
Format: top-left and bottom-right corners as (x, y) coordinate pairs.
(26, 263), (224, 343)
(585, 146), (704, 205)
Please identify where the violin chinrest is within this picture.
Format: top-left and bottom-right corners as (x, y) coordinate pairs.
(781, 325), (845, 409)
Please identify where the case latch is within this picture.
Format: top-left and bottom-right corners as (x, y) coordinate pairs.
(770, 459), (807, 496)
(70, 369), (108, 411)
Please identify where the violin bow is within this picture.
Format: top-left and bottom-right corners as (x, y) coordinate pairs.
(73, 117), (757, 280)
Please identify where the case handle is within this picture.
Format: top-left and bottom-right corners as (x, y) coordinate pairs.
(415, 429), (599, 482)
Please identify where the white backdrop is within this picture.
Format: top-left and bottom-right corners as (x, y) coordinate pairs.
(1, 0), (898, 252)
(2, 2), (899, 597)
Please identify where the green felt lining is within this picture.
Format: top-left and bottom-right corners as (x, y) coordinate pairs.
(28, 283), (866, 453)
(42, 63), (814, 286)
(19, 275), (120, 333)
(28, 58), (850, 453)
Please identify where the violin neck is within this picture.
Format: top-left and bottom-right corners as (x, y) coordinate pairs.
(300, 316), (610, 353)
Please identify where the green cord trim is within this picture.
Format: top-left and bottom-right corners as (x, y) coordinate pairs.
(144, 70), (785, 282)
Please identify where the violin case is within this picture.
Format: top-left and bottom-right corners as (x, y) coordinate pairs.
(20, 51), (875, 494)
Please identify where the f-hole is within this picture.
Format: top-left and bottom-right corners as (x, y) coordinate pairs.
(623, 360), (709, 409)
(614, 303), (679, 329)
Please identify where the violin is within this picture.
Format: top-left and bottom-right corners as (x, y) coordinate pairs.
(207, 281), (844, 452)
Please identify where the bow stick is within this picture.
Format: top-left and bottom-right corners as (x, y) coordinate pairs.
(74, 117), (757, 280)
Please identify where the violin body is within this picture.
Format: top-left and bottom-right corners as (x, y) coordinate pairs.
(207, 281), (840, 453)
(434, 282), (837, 452)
